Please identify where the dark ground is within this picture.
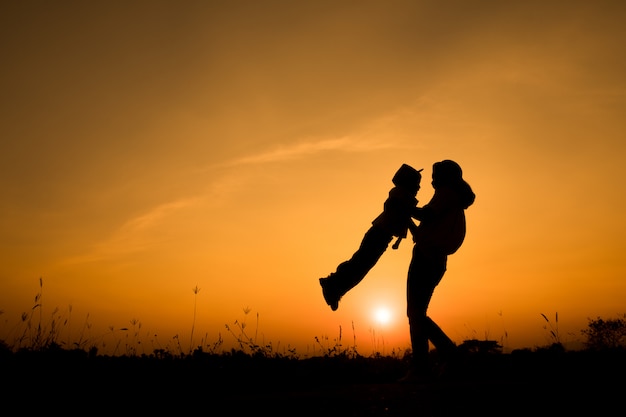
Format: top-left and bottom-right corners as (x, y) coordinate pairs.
(2, 349), (624, 416)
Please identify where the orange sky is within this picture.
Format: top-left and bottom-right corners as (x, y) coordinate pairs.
(1, 1), (626, 356)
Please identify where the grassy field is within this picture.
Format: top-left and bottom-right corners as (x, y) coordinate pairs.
(2, 284), (624, 415)
(2, 344), (624, 416)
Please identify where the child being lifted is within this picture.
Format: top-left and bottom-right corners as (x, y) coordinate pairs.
(319, 163), (422, 311)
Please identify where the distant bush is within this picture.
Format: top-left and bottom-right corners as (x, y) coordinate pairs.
(581, 315), (626, 351)
(458, 339), (502, 354)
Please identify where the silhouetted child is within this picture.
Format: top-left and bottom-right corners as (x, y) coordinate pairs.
(319, 164), (422, 311)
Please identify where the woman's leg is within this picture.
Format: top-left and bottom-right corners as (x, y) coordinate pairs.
(425, 316), (457, 357)
(405, 247), (447, 376)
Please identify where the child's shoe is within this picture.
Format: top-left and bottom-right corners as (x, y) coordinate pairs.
(319, 277), (341, 311)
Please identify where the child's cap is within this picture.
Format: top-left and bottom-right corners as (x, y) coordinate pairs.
(392, 164), (422, 189)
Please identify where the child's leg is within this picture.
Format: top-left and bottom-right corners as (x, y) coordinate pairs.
(320, 226), (392, 310)
(330, 226), (392, 296)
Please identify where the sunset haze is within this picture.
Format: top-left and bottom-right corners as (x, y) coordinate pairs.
(2, 1), (625, 356)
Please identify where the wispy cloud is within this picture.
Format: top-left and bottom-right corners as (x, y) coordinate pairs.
(119, 199), (194, 234)
(225, 135), (395, 166)
(59, 198), (199, 266)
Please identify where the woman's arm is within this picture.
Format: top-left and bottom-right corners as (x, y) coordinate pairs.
(412, 206), (433, 221)
(407, 219), (419, 242)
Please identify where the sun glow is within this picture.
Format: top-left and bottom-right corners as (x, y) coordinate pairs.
(373, 307), (392, 325)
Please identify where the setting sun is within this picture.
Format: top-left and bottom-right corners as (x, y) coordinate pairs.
(373, 307), (393, 326)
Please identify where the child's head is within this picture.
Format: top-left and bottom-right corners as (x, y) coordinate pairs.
(392, 164), (422, 194)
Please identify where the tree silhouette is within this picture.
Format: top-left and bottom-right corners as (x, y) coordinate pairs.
(582, 315), (626, 351)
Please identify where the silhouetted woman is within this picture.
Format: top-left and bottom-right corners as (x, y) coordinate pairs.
(402, 159), (475, 382)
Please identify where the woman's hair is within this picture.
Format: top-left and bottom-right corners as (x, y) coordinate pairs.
(433, 160), (475, 209)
